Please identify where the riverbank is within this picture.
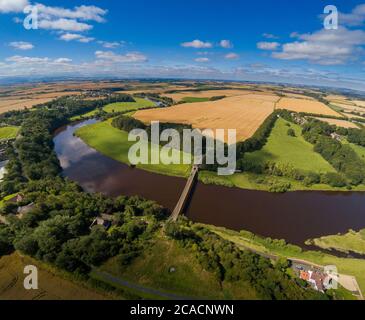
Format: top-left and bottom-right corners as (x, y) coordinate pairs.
(75, 119), (192, 178)
(205, 225), (365, 297)
(75, 118), (365, 193)
(70, 98), (156, 121)
(306, 229), (365, 256)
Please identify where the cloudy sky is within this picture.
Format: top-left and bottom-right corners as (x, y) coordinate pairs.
(0, 0), (365, 91)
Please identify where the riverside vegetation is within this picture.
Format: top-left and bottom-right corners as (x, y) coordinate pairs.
(0, 95), (337, 300)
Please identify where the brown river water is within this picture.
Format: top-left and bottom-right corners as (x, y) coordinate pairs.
(53, 120), (365, 248)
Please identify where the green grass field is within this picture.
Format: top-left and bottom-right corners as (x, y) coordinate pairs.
(244, 118), (336, 173)
(0, 193), (17, 208)
(75, 119), (191, 177)
(0, 126), (19, 140)
(199, 170), (365, 192)
(343, 139), (365, 160)
(307, 229), (365, 255)
(99, 237), (258, 300)
(181, 97), (210, 103)
(71, 98), (155, 121)
(206, 225), (365, 297)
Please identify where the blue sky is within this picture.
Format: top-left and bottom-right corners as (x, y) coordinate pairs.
(0, 0), (365, 90)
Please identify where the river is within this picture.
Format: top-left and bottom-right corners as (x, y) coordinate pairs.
(53, 119), (365, 248)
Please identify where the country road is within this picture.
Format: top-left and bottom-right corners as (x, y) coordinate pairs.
(92, 270), (195, 300)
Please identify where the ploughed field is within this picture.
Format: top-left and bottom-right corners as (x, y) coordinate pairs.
(134, 94), (279, 142)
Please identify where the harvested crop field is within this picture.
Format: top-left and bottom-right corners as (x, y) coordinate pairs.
(334, 104), (365, 113)
(134, 94), (277, 142)
(164, 90), (255, 102)
(314, 117), (359, 129)
(0, 252), (108, 300)
(280, 93), (315, 100)
(0, 98), (54, 113)
(353, 100), (365, 108)
(343, 112), (365, 119)
(276, 97), (340, 116)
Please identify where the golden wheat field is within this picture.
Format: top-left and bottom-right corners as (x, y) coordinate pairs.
(134, 94), (278, 142)
(280, 92), (315, 100)
(314, 117), (359, 129)
(335, 104), (365, 113)
(330, 102), (357, 110)
(276, 97), (340, 116)
(343, 112), (365, 119)
(0, 98), (55, 113)
(353, 100), (365, 108)
(0, 252), (107, 300)
(163, 90), (254, 102)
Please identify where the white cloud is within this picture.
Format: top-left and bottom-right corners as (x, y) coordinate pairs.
(273, 27), (365, 65)
(0, 0), (28, 13)
(6, 55), (50, 63)
(195, 57), (210, 63)
(181, 40), (213, 48)
(59, 33), (94, 43)
(98, 41), (125, 49)
(35, 4), (107, 23)
(9, 41), (34, 50)
(39, 18), (93, 32)
(262, 33), (279, 39)
(339, 4), (365, 26)
(257, 41), (280, 50)
(3, 3), (108, 33)
(225, 53), (239, 60)
(95, 51), (148, 63)
(54, 58), (72, 63)
(220, 40), (233, 48)
(5, 55), (73, 65)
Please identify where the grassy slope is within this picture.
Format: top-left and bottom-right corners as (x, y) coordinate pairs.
(0, 252), (109, 300)
(0, 126), (19, 139)
(245, 118), (336, 173)
(0, 193), (18, 208)
(343, 139), (365, 160)
(75, 119), (191, 178)
(71, 98), (155, 121)
(308, 229), (365, 255)
(99, 237), (258, 300)
(76, 117), (365, 192)
(199, 118), (365, 192)
(206, 225), (365, 297)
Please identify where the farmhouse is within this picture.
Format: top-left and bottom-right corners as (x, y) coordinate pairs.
(299, 269), (332, 293)
(330, 132), (341, 142)
(90, 213), (115, 230)
(17, 202), (35, 219)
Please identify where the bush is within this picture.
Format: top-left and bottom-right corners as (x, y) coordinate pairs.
(321, 172), (347, 188)
(287, 128), (296, 137)
(303, 172), (320, 186)
(268, 181), (291, 193)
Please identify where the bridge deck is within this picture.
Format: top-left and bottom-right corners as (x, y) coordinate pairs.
(169, 165), (199, 221)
